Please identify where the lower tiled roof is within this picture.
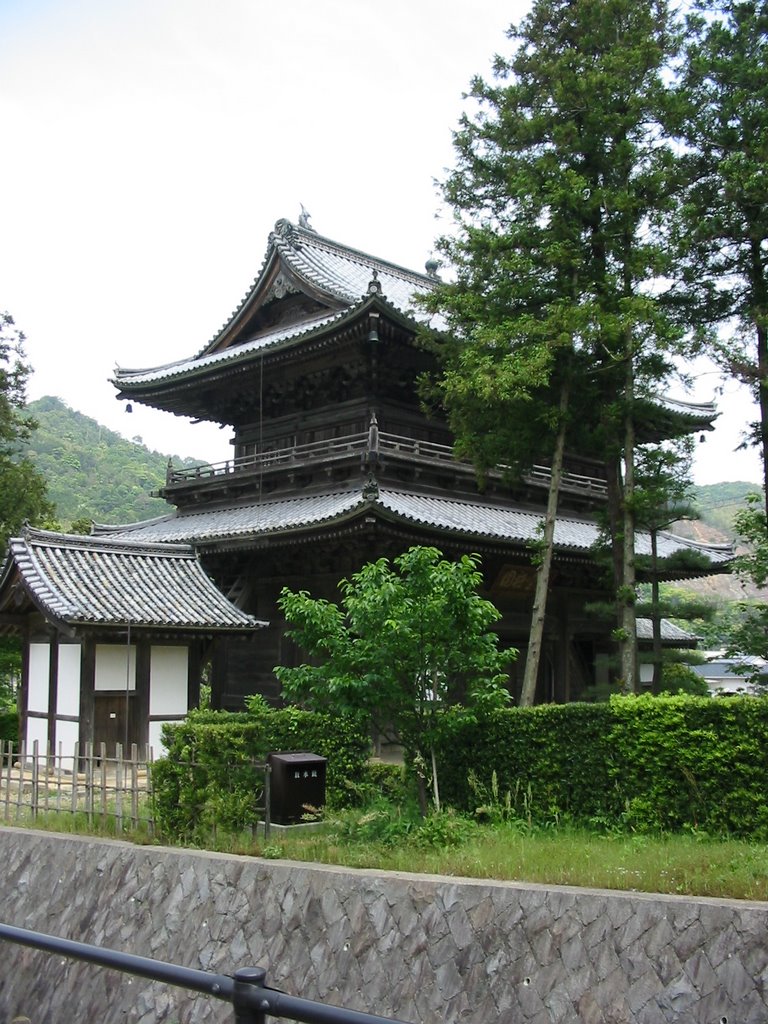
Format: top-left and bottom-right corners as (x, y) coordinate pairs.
(0, 528), (261, 632)
(97, 485), (733, 567)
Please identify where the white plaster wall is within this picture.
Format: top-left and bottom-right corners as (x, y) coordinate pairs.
(54, 719), (79, 764)
(56, 644), (81, 716)
(95, 645), (136, 691)
(149, 646), (188, 716)
(25, 715), (47, 754)
(27, 642), (50, 713)
(148, 720), (167, 757)
(148, 647), (189, 758)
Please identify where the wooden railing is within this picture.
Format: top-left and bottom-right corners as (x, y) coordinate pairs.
(166, 430), (608, 496)
(0, 739), (153, 832)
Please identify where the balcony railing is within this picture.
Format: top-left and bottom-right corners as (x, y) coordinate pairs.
(166, 430), (608, 497)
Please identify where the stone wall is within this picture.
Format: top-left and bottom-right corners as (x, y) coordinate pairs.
(1, 827), (766, 1024)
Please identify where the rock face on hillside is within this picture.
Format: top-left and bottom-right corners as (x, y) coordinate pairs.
(671, 518), (766, 602)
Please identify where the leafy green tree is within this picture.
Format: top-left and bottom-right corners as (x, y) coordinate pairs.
(725, 495), (768, 684)
(424, 0), (689, 694)
(0, 313), (55, 545)
(675, 0), (768, 508)
(275, 547), (513, 814)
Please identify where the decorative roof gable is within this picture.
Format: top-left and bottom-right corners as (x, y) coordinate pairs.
(199, 218), (438, 358)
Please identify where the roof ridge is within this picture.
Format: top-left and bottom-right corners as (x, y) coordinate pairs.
(276, 220), (437, 288)
(21, 526), (194, 558)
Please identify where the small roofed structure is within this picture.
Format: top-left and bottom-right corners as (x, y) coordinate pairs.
(0, 527), (263, 759)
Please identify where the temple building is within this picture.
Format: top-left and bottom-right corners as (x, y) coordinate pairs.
(0, 217), (732, 754)
(107, 218), (729, 706)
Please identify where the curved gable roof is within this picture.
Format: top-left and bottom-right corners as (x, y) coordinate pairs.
(0, 528), (261, 634)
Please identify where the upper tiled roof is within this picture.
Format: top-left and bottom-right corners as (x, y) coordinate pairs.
(268, 219), (435, 311)
(98, 484), (733, 568)
(0, 528), (261, 632)
(114, 309), (346, 389)
(113, 220), (443, 392)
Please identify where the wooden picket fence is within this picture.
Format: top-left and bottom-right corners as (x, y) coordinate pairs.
(0, 739), (154, 834)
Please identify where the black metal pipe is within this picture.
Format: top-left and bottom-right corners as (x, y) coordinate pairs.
(0, 922), (234, 1000)
(0, 923), (415, 1024)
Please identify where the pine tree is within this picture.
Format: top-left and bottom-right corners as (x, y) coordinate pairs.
(675, 0), (768, 510)
(425, 0), (689, 695)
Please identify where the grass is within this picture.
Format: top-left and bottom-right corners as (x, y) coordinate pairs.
(12, 802), (768, 902)
(252, 817), (768, 902)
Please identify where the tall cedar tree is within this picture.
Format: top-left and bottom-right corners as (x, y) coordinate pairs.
(0, 312), (54, 546)
(675, 0), (768, 512)
(632, 437), (699, 691)
(423, 0), (688, 695)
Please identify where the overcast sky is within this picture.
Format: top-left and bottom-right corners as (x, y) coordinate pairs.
(0, 0), (761, 489)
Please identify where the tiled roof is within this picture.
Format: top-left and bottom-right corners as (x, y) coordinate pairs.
(270, 220), (435, 310)
(113, 220), (444, 391)
(0, 528), (261, 632)
(114, 309), (346, 389)
(97, 492), (364, 544)
(635, 618), (699, 644)
(100, 485), (733, 567)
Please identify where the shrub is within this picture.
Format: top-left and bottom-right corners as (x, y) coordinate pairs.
(0, 708), (18, 743)
(152, 705), (371, 842)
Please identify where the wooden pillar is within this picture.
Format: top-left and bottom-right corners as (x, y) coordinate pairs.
(187, 641), (201, 711)
(47, 633), (59, 754)
(19, 632), (30, 751)
(78, 637), (96, 752)
(134, 638), (151, 759)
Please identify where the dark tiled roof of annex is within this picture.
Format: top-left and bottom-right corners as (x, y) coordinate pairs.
(0, 527), (261, 632)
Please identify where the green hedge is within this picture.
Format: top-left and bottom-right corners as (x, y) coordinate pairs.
(152, 706), (371, 841)
(435, 701), (617, 825)
(434, 695), (768, 837)
(153, 695), (768, 842)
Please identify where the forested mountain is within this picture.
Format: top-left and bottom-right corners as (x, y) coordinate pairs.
(25, 396), (203, 529)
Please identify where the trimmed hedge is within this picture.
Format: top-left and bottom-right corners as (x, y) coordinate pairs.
(152, 706), (371, 841)
(152, 696), (768, 841)
(434, 695), (768, 837)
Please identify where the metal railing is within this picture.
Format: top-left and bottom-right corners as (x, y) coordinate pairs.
(166, 429), (608, 496)
(0, 924), (414, 1024)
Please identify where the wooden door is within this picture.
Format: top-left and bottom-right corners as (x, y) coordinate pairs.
(93, 693), (136, 757)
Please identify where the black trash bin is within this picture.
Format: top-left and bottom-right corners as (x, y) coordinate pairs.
(267, 751), (327, 825)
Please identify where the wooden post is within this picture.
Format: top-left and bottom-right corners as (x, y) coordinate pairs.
(78, 639), (96, 765)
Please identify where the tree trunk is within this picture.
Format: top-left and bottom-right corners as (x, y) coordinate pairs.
(650, 527), (662, 692)
(620, 339), (638, 692)
(519, 377), (570, 707)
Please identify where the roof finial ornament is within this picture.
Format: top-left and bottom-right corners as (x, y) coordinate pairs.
(298, 204), (316, 232)
(367, 269), (382, 295)
(362, 473), (379, 501)
(425, 256), (441, 279)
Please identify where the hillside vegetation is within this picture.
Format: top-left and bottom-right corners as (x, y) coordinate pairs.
(689, 482), (764, 539)
(25, 396), (202, 529)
